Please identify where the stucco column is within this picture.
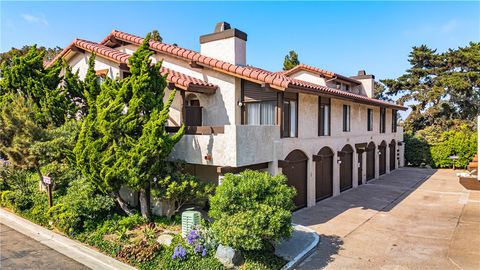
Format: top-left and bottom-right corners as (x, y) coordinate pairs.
(333, 152), (340, 196)
(352, 151), (359, 188)
(362, 151), (367, 184)
(375, 147), (380, 179)
(399, 144), (405, 167)
(386, 146), (391, 174)
(268, 161), (278, 176)
(307, 157), (316, 207)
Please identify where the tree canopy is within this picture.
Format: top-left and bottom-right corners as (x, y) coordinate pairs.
(381, 42), (479, 132)
(283, 50), (300, 71)
(74, 34), (184, 219)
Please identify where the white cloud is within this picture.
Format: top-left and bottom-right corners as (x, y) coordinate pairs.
(441, 19), (459, 33)
(21, 14), (48, 26)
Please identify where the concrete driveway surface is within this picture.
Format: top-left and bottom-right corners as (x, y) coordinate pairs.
(293, 168), (480, 270)
(0, 223), (89, 270)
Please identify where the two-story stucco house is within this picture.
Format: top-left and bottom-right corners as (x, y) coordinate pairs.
(50, 22), (407, 209)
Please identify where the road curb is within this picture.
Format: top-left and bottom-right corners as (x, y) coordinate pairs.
(280, 224), (320, 270)
(0, 208), (136, 270)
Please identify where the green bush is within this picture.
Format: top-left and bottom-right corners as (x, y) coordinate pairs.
(405, 124), (477, 168)
(209, 170), (296, 251)
(430, 124), (477, 168)
(404, 132), (432, 166)
(153, 172), (214, 218)
(49, 177), (115, 234)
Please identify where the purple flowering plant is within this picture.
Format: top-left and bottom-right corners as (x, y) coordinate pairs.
(172, 244), (187, 260)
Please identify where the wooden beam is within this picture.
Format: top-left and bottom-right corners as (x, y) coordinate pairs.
(217, 162), (269, 175)
(189, 61), (203, 69)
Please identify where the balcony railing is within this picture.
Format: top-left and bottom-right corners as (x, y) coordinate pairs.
(165, 126), (224, 135)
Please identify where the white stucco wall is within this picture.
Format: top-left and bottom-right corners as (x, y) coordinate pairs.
(289, 71), (326, 86)
(68, 52), (120, 80)
(200, 37), (246, 66)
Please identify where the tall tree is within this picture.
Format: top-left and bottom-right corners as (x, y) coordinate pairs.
(0, 45), (62, 65)
(381, 42), (479, 132)
(0, 46), (80, 186)
(150, 29), (163, 43)
(373, 81), (393, 102)
(75, 34), (185, 219)
(283, 50), (300, 71)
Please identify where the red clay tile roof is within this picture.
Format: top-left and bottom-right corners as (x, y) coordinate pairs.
(101, 30), (406, 110)
(46, 39), (217, 93)
(282, 64), (361, 85)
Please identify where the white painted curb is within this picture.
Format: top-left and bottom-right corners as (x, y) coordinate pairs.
(0, 208), (136, 270)
(280, 224), (320, 270)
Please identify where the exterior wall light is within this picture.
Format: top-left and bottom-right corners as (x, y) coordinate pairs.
(378, 151), (382, 155)
(337, 158), (342, 164)
(237, 101), (243, 107)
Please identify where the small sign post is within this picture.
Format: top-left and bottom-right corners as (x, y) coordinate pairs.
(42, 176), (53, 208)
(449, 155), (459, 171)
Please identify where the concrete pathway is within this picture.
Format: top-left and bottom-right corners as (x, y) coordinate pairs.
(293, 168), (480, 270)
(0, 223), (89, 270)
(0, 208), (135, 270)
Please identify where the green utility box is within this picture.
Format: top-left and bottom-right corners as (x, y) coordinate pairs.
(182, 210), (201, 237)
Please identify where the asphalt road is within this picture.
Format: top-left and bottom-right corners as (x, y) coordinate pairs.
(0, 223), (89, 270)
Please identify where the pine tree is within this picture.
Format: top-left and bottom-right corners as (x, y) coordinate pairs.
(75, 34), (185, 219)
(151, 30), (163, 43)
(283, 50), (300, 71)
(0, 46), (81, 185)
(381, 42), (479, 132)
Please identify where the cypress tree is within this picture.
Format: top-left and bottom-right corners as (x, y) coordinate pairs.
(283, 50), (300, 71)
(75, 34), (185, 219)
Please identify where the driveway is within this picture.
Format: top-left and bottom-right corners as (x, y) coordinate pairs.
(0, 223), (89, 270)
(293, 168), (480, 270)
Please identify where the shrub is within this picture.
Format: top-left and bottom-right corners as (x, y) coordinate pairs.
(49, 177), (115, 234)
(430, 124), (477, 168)
(404, 132), (432, 166)
(154, 173), (214, 218)
(209, 170), (296, 251)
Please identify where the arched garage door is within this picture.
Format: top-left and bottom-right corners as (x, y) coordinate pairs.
(366, 142), (376, 181)
(379, 141), (387, 175)
(389, 140), (396, 171)
(313, 147), (334, 201)
(339, 145), (353, 192)
(280, 150), (308, 209)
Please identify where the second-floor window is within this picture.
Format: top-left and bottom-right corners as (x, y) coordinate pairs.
(283, 93), (298, 138)
(367, 108), (373, 131)
(318, 97), (330, 136)
(392, 109), (398, 132)
(246, 101), (276, 125)
(380, 108), (386, 133)
(343, 105), (350, 132)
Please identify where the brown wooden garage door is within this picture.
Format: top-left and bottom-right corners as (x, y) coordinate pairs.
(366, 142), (376, 181)
(389, 140), (396, 171)
(339, 145), (353, 192)
(314, 147), (334, 201)
(280, 150), (308, 209)
(379, 141), (387, 175)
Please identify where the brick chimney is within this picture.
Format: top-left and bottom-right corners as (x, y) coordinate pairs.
(351, 70), (375, 98)
(200, 22), (247, 66)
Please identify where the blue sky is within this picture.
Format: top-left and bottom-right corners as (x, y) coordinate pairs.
(1, 1), (479, 90)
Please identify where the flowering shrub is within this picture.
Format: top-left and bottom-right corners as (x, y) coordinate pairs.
(172, 244), (187, 260)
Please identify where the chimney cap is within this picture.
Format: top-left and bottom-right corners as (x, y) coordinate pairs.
(200, 22), (247, 44)
(350, 69), (375, 80)
(215, 22), (231, 32)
